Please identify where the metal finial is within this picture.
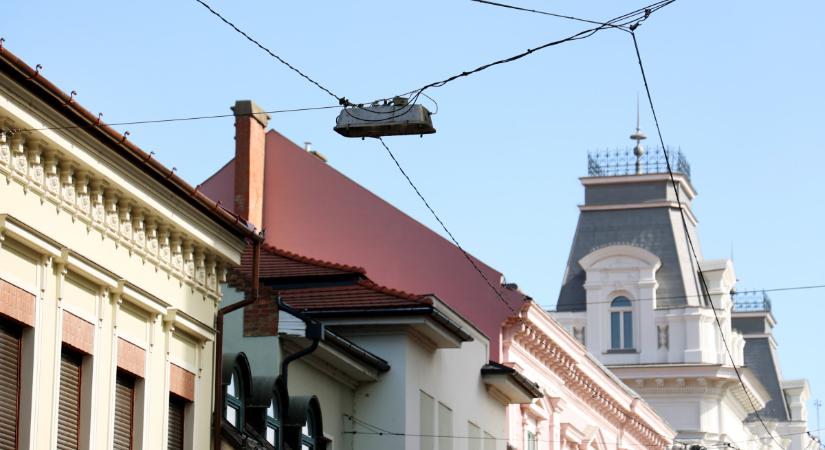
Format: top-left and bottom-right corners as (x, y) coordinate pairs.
(630, 93), (647, 174)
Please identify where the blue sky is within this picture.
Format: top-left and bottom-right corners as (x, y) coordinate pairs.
(4, 0), (824, 431)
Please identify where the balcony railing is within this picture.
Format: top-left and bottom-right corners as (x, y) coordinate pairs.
(587, 147), (691, 180)
(731, 290), (772, 312)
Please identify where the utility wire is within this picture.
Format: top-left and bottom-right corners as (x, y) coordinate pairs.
(630, 29), (785, 450)
(470, 0), (629, 30)
(543, 283), (825, 310)
(4, 105), (341, 135)
(395, 0), (675, 101)
(345, 414), (669, 448)
(376, 137), (519, 314)
(191, 0), (344, 104)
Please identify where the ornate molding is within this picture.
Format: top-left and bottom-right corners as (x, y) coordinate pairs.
(0, 119), (229, 302)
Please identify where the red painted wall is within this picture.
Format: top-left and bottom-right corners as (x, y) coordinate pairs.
(201, 130), (523, 360)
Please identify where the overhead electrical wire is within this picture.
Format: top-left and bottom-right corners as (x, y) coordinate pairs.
(543, 283), (825, 310)
(630, 29), (787, 450)
(3, 105), (341, 135)
(376, 137), (519, 314)
(470, 0), (629, 30)
(191, 0), (344, 104)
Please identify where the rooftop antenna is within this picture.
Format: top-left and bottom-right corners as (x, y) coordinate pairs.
(630, 93), (647, 174)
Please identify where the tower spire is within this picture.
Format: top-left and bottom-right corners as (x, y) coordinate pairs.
(630, 93), (647, 174)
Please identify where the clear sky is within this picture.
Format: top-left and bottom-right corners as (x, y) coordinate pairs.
(4, 0), (824, 433)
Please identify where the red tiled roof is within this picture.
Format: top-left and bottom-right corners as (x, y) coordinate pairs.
(238, 243), (365, 279)
(280, 279), (431, 312)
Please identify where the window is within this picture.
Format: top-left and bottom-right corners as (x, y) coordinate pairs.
(266, 397), (281, 448)
(526, 431), (537, 450)
(438, 402), (453, 450)
(610, 296), (634, 350)
(113, 372), (136, 450)
(225, 368), (243, 427)
(167, 395), (186, 450)
(301, 413), (315, 450)
(419, 391), (434, 450)
(0, 321), (22, 448)
(57, 349), (82, 450)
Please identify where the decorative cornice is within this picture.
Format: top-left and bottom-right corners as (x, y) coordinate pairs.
(504, 316), (671, 448)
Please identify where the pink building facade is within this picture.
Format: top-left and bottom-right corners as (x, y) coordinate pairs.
(502, 301), (674, 450)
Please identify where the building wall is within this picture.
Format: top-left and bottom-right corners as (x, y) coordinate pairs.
(0, 81), (244, 449)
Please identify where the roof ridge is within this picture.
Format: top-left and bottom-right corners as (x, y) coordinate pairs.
(259, 242), (366, 274)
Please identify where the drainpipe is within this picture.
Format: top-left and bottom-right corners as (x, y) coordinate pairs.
(277, 296), (324, 388)
(213, 238), (261, 450)
(277, 296), (324, 450)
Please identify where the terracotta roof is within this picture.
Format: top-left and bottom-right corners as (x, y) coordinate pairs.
(239, 243), (365, 279)
(281, 279), (431, 312)
(0, 45), (257, 240)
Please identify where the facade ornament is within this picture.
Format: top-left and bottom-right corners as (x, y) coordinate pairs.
(90, 180), (105, 224)
(59, 161), (75, 205)
(170, 232), (183, 274)
(74, 170), (90, 215)
(26, 140), (44, 187)
(43, 148), (59, 195)
(132, 207), (145, 250)
(158, 225), (171, 266)
(104, 188), (119, 233)
(11, 134), (27, 175)
(657, 325), (669, 349)
(145, 217), (158, 258)
(118, 199), (132, 240)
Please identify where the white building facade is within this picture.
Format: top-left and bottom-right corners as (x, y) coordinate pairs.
(551, 150), (812, 450)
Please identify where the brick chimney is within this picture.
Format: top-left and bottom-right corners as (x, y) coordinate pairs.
(232, 100), (270, 229)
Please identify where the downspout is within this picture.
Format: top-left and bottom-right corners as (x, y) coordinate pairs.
(277, 296), (324, 450)
(213, 238), (261, 450)
(277, 296), (324, 388)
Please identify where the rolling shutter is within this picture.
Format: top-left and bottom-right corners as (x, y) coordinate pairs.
(0, 323), (21, 450)
(167, 396), (185, 450)
(57, 350), (82, 450)
(113, 374), (135, 450)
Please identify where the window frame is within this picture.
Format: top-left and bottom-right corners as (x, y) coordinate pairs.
(225, 367), (244, 428)
(265, 395), (281, 448)
(609, 296), (635, 351)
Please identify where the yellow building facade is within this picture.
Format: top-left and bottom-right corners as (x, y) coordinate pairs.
(0, 48), (251, 450)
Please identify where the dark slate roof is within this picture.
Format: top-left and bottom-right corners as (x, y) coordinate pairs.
(556, 207), (690, 311)
(742, 337), (789, 421)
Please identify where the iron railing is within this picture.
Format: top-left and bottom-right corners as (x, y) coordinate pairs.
(732, 290), (772, 313)
(587, 147), (691, 179)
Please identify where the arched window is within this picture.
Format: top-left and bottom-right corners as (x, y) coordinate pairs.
(610, 296), (634, 350)
(225, 368), (244, 427)
(301, 413), (315, 450)
(266, 396), (281, 447)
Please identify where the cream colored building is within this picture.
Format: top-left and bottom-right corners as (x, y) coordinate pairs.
(0, 47), (252, 449)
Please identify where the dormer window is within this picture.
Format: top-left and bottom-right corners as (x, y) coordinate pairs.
(610, 296), (634, 350)
(301, 413), (316, 450)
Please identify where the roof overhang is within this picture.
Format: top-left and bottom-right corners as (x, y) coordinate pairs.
(481, 362), (542, 404)
(281, 332), (388, 387)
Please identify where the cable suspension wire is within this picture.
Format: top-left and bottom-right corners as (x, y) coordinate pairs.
(630, 29), (786, 450)
(376, 137), (519, 314)
(4, 105), (341, 135)
(470, 0), (629, 30)
(543, 283), (825, 309)
(191, 0), (344, 104)
(392, 0), (675, 102)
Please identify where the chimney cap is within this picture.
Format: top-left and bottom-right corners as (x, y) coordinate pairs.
(231, 100), (270, 128)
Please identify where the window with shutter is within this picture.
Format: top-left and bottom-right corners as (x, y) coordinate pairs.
(113, 373), (135, 450)
(0, 322), (22, 450)
(167, 395), (186, 450)
(57, 350), (82, 450)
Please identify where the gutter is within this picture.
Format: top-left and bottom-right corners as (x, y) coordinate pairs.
(304, 306), (472, 342)
(324, 329), (391, 373)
